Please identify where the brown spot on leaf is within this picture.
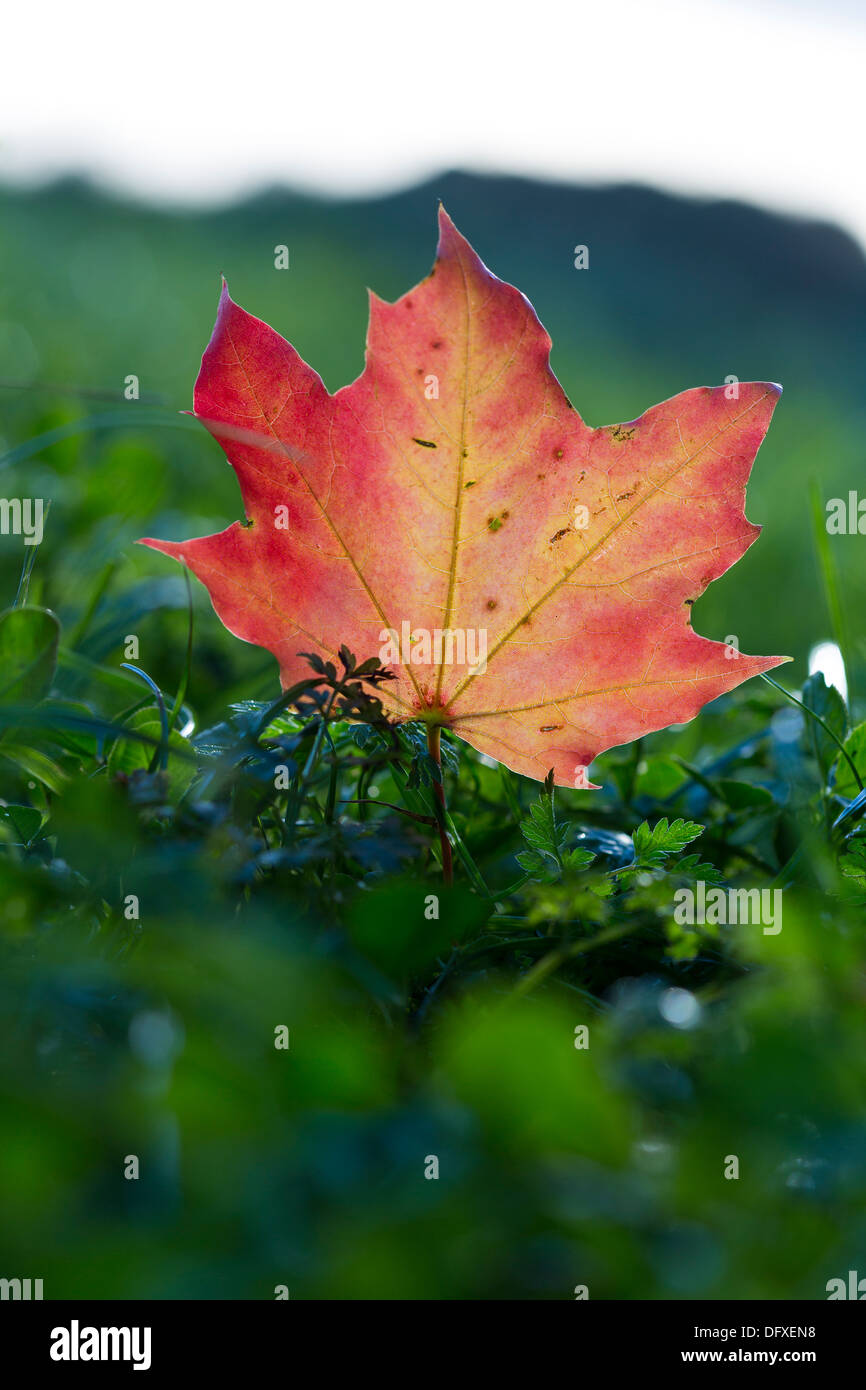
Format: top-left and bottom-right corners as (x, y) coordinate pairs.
(539, 724), (562, 732)
(486, 598), (497, 610)
(550, 527), (571, 543)
(412, 438), (437, 449)
(610, 424), (636, 442)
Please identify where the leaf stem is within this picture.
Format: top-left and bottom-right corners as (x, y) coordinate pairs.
(809, 478), (853, 691)
(760, 672), (862, 793)
(426, 724), (453, 886)
(120, 663), (169, 772)
(510, 921), (639, 999)
(168, 566), (194, 732)
(340, 797), (437, 826)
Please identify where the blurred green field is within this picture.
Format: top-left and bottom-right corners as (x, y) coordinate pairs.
(0, 173), (865, 1301)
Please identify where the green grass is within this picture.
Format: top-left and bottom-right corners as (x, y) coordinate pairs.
(1, 583), (865, 1298)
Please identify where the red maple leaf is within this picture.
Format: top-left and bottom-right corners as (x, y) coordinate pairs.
(142, 209), (786, 788)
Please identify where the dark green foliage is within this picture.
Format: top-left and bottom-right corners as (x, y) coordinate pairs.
(1, 583), (865, 1299)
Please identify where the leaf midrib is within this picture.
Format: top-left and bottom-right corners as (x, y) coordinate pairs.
(434, 241), (471, 704)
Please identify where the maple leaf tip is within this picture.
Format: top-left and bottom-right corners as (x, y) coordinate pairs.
(753, 653), (792, 675)
(755, 380), (783, 404)
(436, 204), (466, 251)
(136, 537), (187, 565)
(216, 278), (236, 317)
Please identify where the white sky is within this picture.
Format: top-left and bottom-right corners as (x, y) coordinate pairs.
(3, 0), (866, 245)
